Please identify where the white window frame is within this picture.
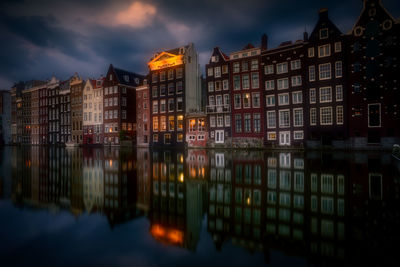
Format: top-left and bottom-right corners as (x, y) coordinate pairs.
(279, 109), (290, 128)
(207, 68), (213, 76)
(319, 87), (332, 103)
(290, 60), (301, 70)
(334, 42), (342, 52)
(266, 95), (275, 107)
(336, 106), (344, 125)
(294, 131), (304, 140)
(319, 28), (328, 39)
(278, 93), (289, 106)
(291, 76), (302, 87)
(336, 85), (343, 102)
(319, 63), (331, 80)
(265, 65), (274, 75)
(265, 80), (275, 90)
(276, 62), (288, 74)
(293, 108), (303, 127)
(320, 107), (333, 125)
(318, 44), (331, 58)
(308, 47), (315, 58)
(310, 108), (317, 126)
(335, 61), (343, 78)
(292, 91), (303, 104)
(277, 78), (289, 90)
(267, 111), (276, 129)
(309, 65), (316, 82)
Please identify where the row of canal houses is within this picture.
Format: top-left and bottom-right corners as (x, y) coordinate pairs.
(7, 0), (400, 149)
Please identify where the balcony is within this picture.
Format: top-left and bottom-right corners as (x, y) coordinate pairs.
(206, 104), (231, 114)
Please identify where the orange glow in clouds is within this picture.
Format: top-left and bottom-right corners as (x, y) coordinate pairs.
(116, 2), (156, 28)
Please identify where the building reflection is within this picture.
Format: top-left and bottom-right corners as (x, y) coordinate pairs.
(3, 147), (400, 264)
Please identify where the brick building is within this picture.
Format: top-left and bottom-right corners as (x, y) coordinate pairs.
(59, 79), (71, 144)
(205, 47), (231, 146)
(135, 82), (150, 147)
(230, 44), (264, 147)
(83, 78), (104, 145)
(47, 76), (61, 145)
(70, 73), (84, 145)
(148, 43), (201, 147)
(103, 64), (144, 145)
(346, 0), (400, 148)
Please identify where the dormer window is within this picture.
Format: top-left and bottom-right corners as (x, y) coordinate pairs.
(135, 78), (140, 85)
(124, 75), (129, 82)
(319, 28), (328, 39)
(211, 56), (219, 63)
(110, 74), (113, 81)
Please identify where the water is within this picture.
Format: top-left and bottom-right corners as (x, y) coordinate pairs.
(0, 146), (399, 266)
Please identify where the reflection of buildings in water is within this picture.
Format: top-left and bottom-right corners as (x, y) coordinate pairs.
(83, 149), (104, 213)
(70, 148), (83, 217)
(150, 150), (205, 250)
(136, 148), (151, 213)
(103, 148), (140, 228)
(207, 150), (233, 249)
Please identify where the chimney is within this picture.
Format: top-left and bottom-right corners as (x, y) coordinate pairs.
(261, 34), (268, 51)
(303, 31), (309, 41)
(319, 8), (328, 19)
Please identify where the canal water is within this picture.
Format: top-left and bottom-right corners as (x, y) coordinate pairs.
(0, 146), (399, 266)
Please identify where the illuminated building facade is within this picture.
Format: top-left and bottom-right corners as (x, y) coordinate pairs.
(83, 78), (104, 145)
(30, 82), (47, 145)
(185, 113), (208, 148)
(102, 64), (144, 145)
(148, 43), (201, 147)
(346, 0), (400, 148)
(205, 47), (231, 146)
(230, 44), (264, 147)
(70, 73), (84, 145)
(59, 79), (71, 144)
(262, 37), (307, 147)
(135, 82), (150, 147)
(47, 76), (61, 144)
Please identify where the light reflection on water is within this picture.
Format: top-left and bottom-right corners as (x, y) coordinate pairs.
(0, 146), (400, 266)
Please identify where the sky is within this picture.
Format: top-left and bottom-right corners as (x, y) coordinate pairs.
(0, 0), (399, 89)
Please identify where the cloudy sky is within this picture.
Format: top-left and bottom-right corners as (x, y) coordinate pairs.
(0, 0), (399, 88)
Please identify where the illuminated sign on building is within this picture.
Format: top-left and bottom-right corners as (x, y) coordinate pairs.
(148, 52), (184, 71)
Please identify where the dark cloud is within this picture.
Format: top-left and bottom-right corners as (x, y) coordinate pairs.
(0, 0), (399, 88)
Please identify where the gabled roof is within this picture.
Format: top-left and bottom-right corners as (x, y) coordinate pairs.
(349, 0), (397, 33)
(109, 64), (144, 87)
(209, 47), (230, 63)
(308, 9), (342, 41)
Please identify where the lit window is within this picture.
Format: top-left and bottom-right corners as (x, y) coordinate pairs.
(318, 44), (331, 58)
(308, 47), (315, 57)
(243, 93), (251, 108)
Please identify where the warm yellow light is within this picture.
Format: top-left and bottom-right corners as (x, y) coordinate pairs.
(179, 155), (183, 163)
(246, 197), (251, 205)
(151, 224), (166, 238)
(148, 53), (184, 71)
(190, 119), (195, 127)
(109, 160), (113, 167)
(167, 230), (183, 244)
(179, 173), (184, 182)
(109, 128), (112, 133)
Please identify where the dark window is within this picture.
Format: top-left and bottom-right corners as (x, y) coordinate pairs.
(368, 104), (380, 127)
